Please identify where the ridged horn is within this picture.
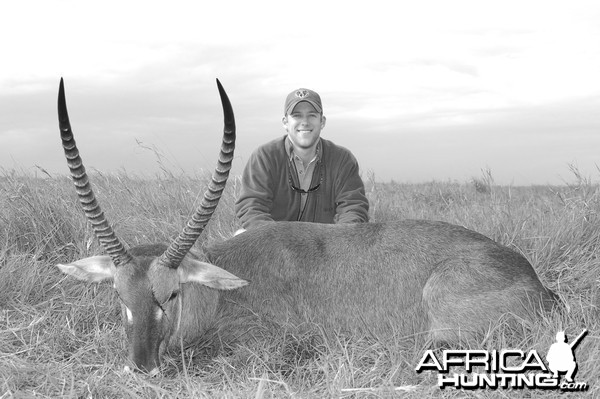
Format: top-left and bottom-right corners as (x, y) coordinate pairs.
(158, 79), (235, 269)
(58, 78), (133, 267)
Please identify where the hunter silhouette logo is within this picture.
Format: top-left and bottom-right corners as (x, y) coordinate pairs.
(546, 329), (587, 383)
(415, 329), (589, 391)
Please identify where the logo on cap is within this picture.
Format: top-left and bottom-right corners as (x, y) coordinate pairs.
(295, 90), (310, 98)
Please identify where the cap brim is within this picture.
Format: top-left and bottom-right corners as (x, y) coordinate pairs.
(285, 100), (322, 115)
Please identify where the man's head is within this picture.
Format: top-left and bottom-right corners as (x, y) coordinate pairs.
(283, 88), (326, 151)
(284, 88), (323, 115)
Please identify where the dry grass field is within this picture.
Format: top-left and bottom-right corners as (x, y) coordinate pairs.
(0, 168), (598, 398)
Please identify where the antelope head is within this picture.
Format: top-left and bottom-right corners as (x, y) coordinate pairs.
(56, 78), (247, 374)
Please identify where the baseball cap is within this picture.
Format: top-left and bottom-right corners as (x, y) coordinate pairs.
(284, 88), (323, 115)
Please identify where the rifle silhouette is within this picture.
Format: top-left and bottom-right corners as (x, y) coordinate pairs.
(569, 329), (588, 350)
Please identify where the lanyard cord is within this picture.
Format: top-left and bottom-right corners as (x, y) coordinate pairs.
(289, 160), (323, 221)
(290, 161), (306, 221)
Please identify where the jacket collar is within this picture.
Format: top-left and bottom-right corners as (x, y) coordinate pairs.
(284, 136), (322, 163)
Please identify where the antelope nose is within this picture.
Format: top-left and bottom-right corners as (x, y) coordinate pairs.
(123, 364), (160, 376)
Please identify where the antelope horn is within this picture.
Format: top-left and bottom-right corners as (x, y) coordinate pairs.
(58, 78), (133, 267)
(158, 79), (236, 269)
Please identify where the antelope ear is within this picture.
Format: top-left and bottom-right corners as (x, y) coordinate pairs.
(178, 257), (248, 290)
(57, 255), (115, 282)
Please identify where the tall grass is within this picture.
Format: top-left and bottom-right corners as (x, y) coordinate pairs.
(1, 168), (598, 398)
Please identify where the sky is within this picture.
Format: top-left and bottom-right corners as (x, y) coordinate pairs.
(1, 1), (599, 185)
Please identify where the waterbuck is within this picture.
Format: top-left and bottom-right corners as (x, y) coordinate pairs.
(56, 79), (557, 375)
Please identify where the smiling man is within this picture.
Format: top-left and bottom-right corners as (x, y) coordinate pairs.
(235, 88), (369, 229)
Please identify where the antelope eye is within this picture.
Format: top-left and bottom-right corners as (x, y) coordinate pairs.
(169, 291), (178, 301)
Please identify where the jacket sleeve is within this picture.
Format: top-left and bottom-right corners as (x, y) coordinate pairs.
(235, 148), (276, 229)
(334, 152), (370, 224)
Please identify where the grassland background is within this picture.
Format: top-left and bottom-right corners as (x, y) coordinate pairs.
(0, 167), (598, 398)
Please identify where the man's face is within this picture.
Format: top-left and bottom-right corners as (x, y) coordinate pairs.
(283, 101), (326, 151)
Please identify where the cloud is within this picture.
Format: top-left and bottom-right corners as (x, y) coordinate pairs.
(2, 1), (600, 185)
(330, 94), (600, 185)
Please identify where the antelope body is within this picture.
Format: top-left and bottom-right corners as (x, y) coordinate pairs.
(56, 79), (557, 375)
(199, 221), (557, 342)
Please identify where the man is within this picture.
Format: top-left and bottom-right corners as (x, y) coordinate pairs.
(235, 88), (369, 230)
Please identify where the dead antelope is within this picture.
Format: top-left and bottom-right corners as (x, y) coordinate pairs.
(56, 79), (557, 375)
